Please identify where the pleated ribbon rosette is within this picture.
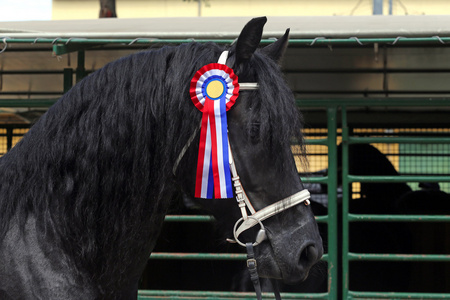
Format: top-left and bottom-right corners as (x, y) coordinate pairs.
(190, 63), (239, 199)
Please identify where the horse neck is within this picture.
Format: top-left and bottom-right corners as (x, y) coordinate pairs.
(0, 48), (216, 295)
(0, 53), (189, 235)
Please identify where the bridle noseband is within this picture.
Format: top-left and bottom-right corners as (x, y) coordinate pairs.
(174, 50), (311, 300)
(227, 137), (311, 247)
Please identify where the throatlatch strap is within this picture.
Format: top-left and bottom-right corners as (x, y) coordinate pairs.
(246, 243), (263, 300)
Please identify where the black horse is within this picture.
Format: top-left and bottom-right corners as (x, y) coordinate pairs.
(0, 17), (322, 299)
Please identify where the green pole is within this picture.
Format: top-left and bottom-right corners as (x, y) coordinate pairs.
(326, 106), (339, 300)
(63, 68), (73, 93)
(6, 127), (13, 151)
(76, 51), (86, 82)
(341, 106), (350, 299)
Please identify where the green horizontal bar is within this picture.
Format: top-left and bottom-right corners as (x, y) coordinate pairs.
(348, 213), (450, 222)
(5, 38), (238, 45)
(0, 99), (58, 107)
(290, 36), (450, 45)
(348, 252), (450, 262)
(315, 215), (328, 223)
(301, 176), (329, 184)
(138, 290), (330, 300)
(297, 97), (450, 107)
(349, 136), (450, 144)
(347, 175), (450, 183)
(348, 291), (450, 299)
(53, 44), (98, 55)
(164, 215), (214, 222)
(5, 36), (450, 46)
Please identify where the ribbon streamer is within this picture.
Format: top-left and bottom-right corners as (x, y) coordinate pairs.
(190, 63), (239, 199)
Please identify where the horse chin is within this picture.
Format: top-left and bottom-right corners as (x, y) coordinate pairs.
(254, 250), (283, 280)
(255, 242), (312, 285)
(281, 271), (311, 285)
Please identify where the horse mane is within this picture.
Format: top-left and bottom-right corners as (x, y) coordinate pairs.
(0, 42), (221, 286)
(0, 40), (306, 289)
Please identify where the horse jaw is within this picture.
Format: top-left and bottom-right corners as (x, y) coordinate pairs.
(253, 207), (323, 284)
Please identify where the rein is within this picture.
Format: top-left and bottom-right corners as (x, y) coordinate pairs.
(174, 50), (311, 300)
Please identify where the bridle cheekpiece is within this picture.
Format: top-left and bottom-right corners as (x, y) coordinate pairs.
(177, 50), (311, 300)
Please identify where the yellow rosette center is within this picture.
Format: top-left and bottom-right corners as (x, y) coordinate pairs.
(206, 80), (224, 99)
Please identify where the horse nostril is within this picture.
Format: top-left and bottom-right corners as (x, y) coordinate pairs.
(299, 244), (319, 266)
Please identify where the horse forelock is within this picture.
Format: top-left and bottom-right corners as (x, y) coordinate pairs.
(230, 49), (307, 171)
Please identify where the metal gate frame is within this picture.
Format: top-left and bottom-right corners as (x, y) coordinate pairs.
(299, 98), (450, 299)
(335, 98), (450, 300)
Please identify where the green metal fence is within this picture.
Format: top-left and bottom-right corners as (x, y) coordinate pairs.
(337, 99), (450, 300)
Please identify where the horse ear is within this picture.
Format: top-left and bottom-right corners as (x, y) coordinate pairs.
(261, 28), (290, 65)
(234, 17), (267, 64)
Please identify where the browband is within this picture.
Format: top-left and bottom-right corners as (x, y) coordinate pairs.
(218, 51), (259, 90)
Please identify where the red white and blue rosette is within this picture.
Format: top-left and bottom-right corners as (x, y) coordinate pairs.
(190, 63), (239, 199)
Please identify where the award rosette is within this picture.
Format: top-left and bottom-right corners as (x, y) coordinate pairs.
(190, 63), (239, 199)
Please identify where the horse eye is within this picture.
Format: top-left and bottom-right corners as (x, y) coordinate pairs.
(249, 123), (261, 143)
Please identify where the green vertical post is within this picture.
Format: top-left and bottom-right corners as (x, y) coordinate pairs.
(76, 50), (86, 82)
(63, 68), (73, 93)
(6, 127), (13, 151)
(341, 107), (350, 299)
(326, 106), (338, 300)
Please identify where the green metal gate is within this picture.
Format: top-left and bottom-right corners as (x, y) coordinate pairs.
(337, 99), (450, 300)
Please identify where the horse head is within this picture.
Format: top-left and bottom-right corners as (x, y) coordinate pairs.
(176, 17), (323, 285)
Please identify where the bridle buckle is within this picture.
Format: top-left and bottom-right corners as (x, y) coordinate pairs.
(247, 258), (257, 268)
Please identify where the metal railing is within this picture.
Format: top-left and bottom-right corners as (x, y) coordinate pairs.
(338, 100), (450, 300)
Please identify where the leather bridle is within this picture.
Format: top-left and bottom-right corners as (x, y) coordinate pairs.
(227, 139), (311, 247)
(173, 50), (311, 300)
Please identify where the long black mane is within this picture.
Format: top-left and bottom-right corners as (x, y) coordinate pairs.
(0, 41), (305, 290)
